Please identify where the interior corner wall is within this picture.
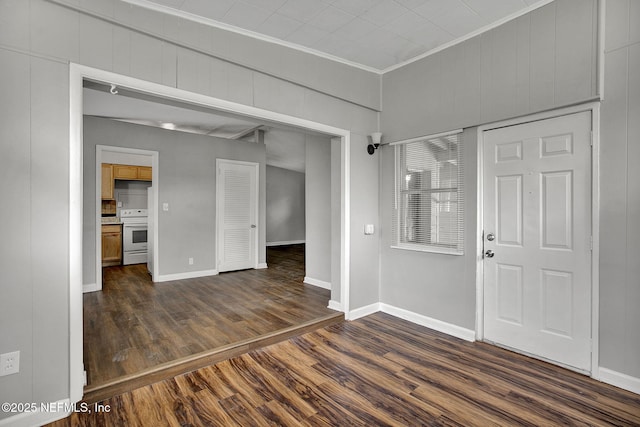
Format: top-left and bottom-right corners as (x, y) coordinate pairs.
(266, 165), (305, 245)
(305, 135), (332, 284)
(379, 0), (599, 331)
(598, 0), (640, 380)
(0, 0), (380, 421)
(349, 133), (381, 310)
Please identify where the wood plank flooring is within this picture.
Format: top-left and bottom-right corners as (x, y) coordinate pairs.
(51, 312), (640, 426)
(83, 244), (340, 402)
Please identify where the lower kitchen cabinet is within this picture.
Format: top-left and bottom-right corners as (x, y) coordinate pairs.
(102, 224), (122, 267)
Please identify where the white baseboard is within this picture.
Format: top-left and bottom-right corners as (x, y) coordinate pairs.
(380, 303), (476, 342)
(154, 269), (218, 282)
(266, 240), (305, 246)
(348, 302), (381, 320)
(327, 300), (343, 312)
(82, 283), (99, 293)
(256, 263), (268, 269)
(304, 277), (331, 290)
(598, 367), (640, 395)
(0, 398), (72, 427)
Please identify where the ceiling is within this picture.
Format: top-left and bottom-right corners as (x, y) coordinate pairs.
(84, 84), (317, 172)
(88, 0), (552, 172)
(126, 0), (549, 72)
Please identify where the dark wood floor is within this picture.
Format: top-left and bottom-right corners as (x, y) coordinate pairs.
(83, 245), (340, 401)
(51, 312), (640, 426)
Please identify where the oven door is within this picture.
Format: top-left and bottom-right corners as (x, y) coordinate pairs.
(123, 224), (147, 252)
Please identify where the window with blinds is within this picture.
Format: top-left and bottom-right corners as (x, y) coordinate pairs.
(392, 130), (464, 255)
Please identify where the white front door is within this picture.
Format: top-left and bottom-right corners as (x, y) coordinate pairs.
(483, 111), (592, 372)
(217, 159), (258, 273)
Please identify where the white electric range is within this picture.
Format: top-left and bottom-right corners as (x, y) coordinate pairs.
(120, 208), (148, 265)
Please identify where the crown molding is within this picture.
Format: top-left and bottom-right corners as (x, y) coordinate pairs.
(123, 0), (555, 76)
(382, 0), (555, 73)
(122, 0), (382, 74)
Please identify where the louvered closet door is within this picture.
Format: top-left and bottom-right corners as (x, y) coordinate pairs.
(217, 160), (258, 272)
(483, 111), (592, 372)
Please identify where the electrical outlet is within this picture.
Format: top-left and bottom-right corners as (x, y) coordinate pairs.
(188, 257), (194, 265)
(0, 351), (20, 376)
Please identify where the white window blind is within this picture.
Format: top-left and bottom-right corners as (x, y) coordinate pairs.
(392, 130), (464, 255)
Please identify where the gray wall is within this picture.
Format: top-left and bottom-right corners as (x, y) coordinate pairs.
(0, 49), (70, 411)
(0, 0), (379, 418)
(599, 0), (640, 379)
(266, 165), (305, 244)
(349, 133), (381, 309)
(305, 135), (332, 284)
(380, 0), (599, 331)
(379, 129), (477, 327)
(382, 0), (598, 143)
(83, 116), (267, 283)
(380, 0), (640, 382)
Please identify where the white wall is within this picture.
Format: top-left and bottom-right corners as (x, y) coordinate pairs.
(266, 165), (305, 245)
(0, 0), (380, 422)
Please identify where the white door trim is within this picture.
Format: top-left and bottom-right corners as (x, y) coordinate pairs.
(69, 63), (351, 402)
(92, 146), (159, 293)
(216, 159), (260, 272)
(475, 102), (600, 377)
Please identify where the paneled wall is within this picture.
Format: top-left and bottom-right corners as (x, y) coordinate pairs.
(599, 0), (640, 380)
(0, 0), (380, 421)
(382, 0), (598, 143)
(379, 0), (598, 331)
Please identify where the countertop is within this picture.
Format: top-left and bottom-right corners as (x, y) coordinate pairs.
(101, 218), (122, 225)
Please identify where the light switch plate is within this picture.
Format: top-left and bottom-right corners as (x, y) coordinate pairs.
(162, 202), (169, 211)
(0, 351), (20, 376)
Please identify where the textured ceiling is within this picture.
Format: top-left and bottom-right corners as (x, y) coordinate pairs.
(84, 86), (315, 172)
(126, 0), (548, 71)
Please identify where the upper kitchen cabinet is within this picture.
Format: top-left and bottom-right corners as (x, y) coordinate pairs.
(101, 163), (152, 201)
(101, 163), (114, 200)
(113, 165), (152, 181)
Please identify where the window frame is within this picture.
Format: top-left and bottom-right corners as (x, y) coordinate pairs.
(391, 129), (465, 256)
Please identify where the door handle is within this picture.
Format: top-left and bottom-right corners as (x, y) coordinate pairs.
(485, 250), (495, 258)
(250, 224), (256, 229)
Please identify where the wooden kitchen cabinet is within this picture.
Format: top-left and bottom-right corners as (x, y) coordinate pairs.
(101, 163), (114, 200)
(102, 224), (122, 267)
(137, 166), (152, 180)
(113, 164), (152, 181)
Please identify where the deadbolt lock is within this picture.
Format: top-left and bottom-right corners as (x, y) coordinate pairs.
(486, 233), (495, 241)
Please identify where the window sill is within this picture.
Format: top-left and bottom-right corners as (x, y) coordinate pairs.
(390, 245), (464, 256)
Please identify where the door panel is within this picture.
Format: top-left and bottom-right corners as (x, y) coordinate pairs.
(483, 111), (592, 372)
(217, 160), (258, 273)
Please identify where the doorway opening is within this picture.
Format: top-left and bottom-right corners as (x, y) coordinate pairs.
(70, 63), (352, 402)
(85, 145), (158, 293)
